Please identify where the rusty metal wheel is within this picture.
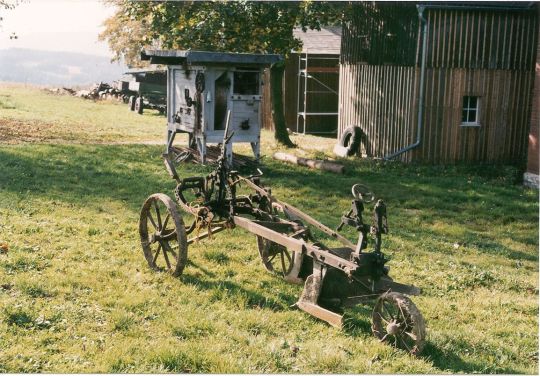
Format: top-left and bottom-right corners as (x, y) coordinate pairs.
(257, 237), (292, 274)
(139, 193), (188, 277)
(257, 238), (304, 283)
(372, 292), (426, 355)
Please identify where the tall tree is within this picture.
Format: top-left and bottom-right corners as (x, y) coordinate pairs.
(100, 0), (347, 147)
(0, 0), (20, 36)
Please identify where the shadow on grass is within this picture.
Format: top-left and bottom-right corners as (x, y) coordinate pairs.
(179, 273), (295, 312)
(186, 260), (217, 278)
(0, 143), (536, 262)
(0, 144), (193, 213)
(343, 309), (521, 374)
(422, 341), (520, 374)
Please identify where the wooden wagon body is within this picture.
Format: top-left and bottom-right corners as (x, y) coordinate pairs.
(141, 50), (282, 164)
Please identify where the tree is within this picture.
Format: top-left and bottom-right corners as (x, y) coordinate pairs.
(100, 0), (347, 146)
(0, 0), (20, 34)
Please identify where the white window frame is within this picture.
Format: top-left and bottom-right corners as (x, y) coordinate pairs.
(460, 95), (481, 127)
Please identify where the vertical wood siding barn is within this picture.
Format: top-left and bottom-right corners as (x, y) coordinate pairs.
(525, 5), (540, 187)
(338, 2), (539, 165)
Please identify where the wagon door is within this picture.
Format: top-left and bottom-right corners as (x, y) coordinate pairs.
(168, 66), (199, 134)
(231, 69), (262, 141)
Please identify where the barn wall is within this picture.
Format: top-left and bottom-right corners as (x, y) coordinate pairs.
(339, 3), (538, 164)
(412, 68), (535, 164)
(339, 64), (418, 161)
(424, 8), (538, 71)
(525, 7), (540, 186)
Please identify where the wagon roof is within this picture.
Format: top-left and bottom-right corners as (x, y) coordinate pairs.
(141, 50), (283, 66)
(124, 67), (166, 75)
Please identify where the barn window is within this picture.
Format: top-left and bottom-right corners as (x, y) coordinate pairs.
(461, 96), (481, 126)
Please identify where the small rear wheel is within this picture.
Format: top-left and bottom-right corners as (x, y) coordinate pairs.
(257, 237), (292, 275)
(257, 237), (303, 283)
(371, 292), (426, 355)
(139, 193), (188, 276)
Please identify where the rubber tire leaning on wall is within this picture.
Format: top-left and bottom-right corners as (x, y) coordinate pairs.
(339, 126), (362, 157)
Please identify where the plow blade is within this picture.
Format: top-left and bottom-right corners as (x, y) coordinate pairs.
(296, 301), (343, 329)
(295, 270), (344, 328)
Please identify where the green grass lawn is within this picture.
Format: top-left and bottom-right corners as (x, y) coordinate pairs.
(0, 84), (538, 373)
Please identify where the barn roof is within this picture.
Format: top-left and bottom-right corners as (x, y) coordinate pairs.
(417, 1), (536, 10)
(141, 50), (282, 66)
(293, 26), (342, 55)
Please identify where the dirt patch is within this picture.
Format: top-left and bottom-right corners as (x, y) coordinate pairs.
(0, 118), (163, 145)
(0, 118), (60, 144)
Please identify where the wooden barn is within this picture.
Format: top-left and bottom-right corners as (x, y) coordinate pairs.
(525, 12), (540, 188)
(262, 27), (341, 134)
(338, 2), (539, 165)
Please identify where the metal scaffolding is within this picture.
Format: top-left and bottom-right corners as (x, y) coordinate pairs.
(296, 52), (339, 134)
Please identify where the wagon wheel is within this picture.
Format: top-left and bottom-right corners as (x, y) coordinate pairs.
(371, 292), (426, 355)
(128, 95), (136, 111)
(139, 193), (188, 277)
(135, 97), (144, 114)
(257, 237), (304, 283)
(257, 237), (293, 275)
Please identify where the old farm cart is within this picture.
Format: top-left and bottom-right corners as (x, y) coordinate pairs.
(141, 50), (281, 165)
(139, 115), (426, 354)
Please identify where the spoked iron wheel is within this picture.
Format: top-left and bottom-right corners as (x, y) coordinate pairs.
(139, 193), (188, 277)
(371, 292), (426, 355)
(257, 237), (303, 281)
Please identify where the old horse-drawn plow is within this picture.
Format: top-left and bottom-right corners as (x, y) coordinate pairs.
(139, 113), (426, 354)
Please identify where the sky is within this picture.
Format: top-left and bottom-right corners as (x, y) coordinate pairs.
(0, 0), (117, 57)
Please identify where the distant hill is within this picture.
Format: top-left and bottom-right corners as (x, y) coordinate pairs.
(0, 48), (128, 87)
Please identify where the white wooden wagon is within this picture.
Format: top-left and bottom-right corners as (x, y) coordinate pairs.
(141, 50), (282, 164)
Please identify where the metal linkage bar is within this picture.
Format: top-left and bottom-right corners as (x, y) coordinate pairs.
(232, 216), (358, 275)
(238, 178), (356, 249)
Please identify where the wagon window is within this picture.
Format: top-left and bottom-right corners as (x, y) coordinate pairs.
(461, 96), (481, 126)
(233, 71), (259, 95)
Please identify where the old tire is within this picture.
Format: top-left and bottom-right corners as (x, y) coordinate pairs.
(372, 292), (426, 355)
(128, 95), (136, 111)
(139, 193), (188, 277)
(339, 126), (362, 156)
(135, 97), (144, 114)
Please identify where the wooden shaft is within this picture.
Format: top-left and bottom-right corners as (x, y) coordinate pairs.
(232, 216), (357, 274)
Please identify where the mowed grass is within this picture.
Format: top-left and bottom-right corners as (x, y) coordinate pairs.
(0, 84), (538, 373)
(0, 84), (164, 144)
